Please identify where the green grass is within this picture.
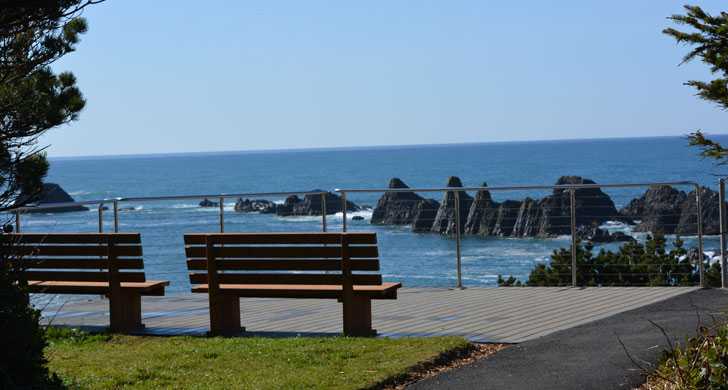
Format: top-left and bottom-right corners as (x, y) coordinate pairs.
(45, 328), (470, 389)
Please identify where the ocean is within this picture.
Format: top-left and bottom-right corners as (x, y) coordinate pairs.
(22, 135), (728, 293)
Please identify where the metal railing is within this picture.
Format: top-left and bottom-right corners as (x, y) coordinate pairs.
(12, 190), (331, 234)
(8, 179), (723, 289)
(335, 180), (708, 289)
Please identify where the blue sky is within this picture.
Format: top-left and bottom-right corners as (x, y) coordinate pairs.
(43, 1), (727, 157)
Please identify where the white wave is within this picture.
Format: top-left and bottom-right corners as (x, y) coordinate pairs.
(171, 203), (199, 209)
(332, 209), (374, 221)
(68, 190), (91, 196)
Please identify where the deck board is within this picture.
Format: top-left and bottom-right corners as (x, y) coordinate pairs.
(40, 287), (698, 343)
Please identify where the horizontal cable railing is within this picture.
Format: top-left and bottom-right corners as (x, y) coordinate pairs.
(6, 179), (727, 289)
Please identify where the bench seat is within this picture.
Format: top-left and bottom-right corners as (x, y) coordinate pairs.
(4, 232), (169, 332)
(184, 232), (401, 336)
(28, 280), (169, 295)
(191, 282), (401, 299)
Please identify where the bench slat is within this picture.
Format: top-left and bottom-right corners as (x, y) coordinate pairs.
(185, 245), (378, 259)
(13, 258), (144, 270)
(184, 233), (376, 245)
(186, 258), (379, 271)
(189, 272), (382, 286)
(26, 271), (146, 283)
(1, 233), (141, 244)
(13, 245), (142, 257)
(191, 282), (401, 299)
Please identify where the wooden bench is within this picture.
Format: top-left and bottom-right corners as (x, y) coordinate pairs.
(2, 233), (169, 332)
(184, 232), (401, 336)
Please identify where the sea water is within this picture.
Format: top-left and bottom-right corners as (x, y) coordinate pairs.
(21, 136), (728, 292)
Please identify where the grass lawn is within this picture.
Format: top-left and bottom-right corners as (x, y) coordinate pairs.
(45, 329), (470, 389)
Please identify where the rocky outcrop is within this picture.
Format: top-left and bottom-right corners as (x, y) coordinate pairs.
(540, 176), (620, 236)
(491, 200), (522, 236)
(431, 177), (473, 235)
(464, 183), (499, 235)
(512, 197), (544, 237)
(275, 191), (359, 216)
(21, 183), (88, 213)
(576, 225), (635, 243)
(199, 198), (219, 208)
(371, 178), (426, 225)
(411, 199), (440, 232)
(677, 187), (721, 235)
(234, 198), (277, 213)
(619, 185), (686, 234)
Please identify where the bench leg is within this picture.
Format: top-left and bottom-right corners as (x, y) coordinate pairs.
(109, 290), (143, 333)
(343, 296), (376, 337)
(209, 294), (242, 336)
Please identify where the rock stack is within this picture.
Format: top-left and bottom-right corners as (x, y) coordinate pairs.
(431, 177), (473, 235)
(276, 191), (359, 216)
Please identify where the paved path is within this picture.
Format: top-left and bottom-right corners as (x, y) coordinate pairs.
(42, 287), (696, 343)
(411, 288), (728, 390)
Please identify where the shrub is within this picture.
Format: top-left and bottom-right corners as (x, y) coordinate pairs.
(499, 234), (715, 287)
(0, 239), (64, 389)
(647, 324), (728, 389)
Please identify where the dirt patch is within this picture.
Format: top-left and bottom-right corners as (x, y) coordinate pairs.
(369, 342), (508, 390)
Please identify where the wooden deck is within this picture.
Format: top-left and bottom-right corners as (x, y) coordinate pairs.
(41, 287), (698, 343)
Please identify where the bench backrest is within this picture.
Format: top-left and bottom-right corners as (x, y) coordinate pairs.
(184, 232), (381, 287)
(0, 233), (146, 286)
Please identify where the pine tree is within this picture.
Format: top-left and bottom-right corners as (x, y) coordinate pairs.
(0, 1), (101, 387)
(663, 5), (728, 160)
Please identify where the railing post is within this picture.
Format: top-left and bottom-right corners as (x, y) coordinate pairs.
(219, 196), (225, 233)
(454, 190), (463, 289)
(570, 187), (577, 287)
(341, 191), (348, 232)
(320, 192), (327, 232)
(14, 210), (20, 232)
(98, 203), (104, 233)
(113, 200), (119, 233)
(720, 179), (727, 289)
(696, 185), (705, 288)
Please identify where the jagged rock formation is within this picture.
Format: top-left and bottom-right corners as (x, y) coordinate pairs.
(464, 183), (498, 235)
(371, 178), (427, 225)
(619, 185), (686, 234)
(275, 190), (359, 216)
(20, 183), (88, 213)
(199, 198), (219, 208)
(411, 198), (440, 232)
(431, 177), (473, 235)
(463, 176), (618, 238)
(491, 200), (522, 236)
(234, 198), (277, 213)
(677, 187), (721, 235)
(618, 185), (724, 235)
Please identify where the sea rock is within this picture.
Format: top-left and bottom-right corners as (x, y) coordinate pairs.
(620, 185), (687, 234)
(371, 178), (426, 225)
(491, 200), (522, 236)
(576, 225), (636, 243)
(234, 198), (277, 213)
(352, 215), (365, 221)
(512, 197), (544, 237)
(411, 198), (441, 232)
(676, 186), (722, 235)
(275, 191), (359, 216)
(431, 177), (474, 235)
(539, 176), (620, 236)
(464, 183), (499, 235)
(199, 198), (219, 208)
(20, 183), (88, 213)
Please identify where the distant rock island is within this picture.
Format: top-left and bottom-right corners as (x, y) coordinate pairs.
(18, 183), (88, 213)
(230, 191), (361, 216)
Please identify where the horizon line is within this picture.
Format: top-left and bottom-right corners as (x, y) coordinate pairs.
(48, 133), (726, 161)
